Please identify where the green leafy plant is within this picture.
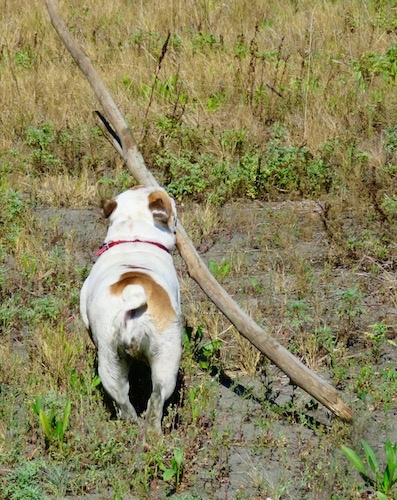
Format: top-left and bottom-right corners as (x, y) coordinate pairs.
(155, 149), (210, 199)
(342, 439), (397, 498)
(208, 259), (231, 280)
(24, 123), (60, 171)
(197, 339), (222, 370)
(4, 460), (46, 500)
(335, 286), (365, 331)
(0, 186), (26, 248)
(159, 447), (184, 489)
(14, 49), (35, 69)
(250, 277), (264, 294)
(207, 90), (227, 112)
(352, 42), (397, 89)
(98, 169), (134, 192)
(183, 324), (204, 356)
(27, 296), (64, 323)
(183, 325), (222, 371)
(32, 395), (71, 450)
(382, 195), (397, 217)
(187, 386), (201, 424)
(364, 323), (391, 360)
(284, 298), (313, 332)
(191, 32), (221, 53)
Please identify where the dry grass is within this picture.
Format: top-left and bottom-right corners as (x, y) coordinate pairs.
(32, 169), (97, 207)
(2, 1), (396, 155)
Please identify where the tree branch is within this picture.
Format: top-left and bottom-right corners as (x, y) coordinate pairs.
(44, 0), (352, 422)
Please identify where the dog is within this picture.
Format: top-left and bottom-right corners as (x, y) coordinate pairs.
(80, 186), (182, 438)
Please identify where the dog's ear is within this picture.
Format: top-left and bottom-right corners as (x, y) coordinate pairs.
(148, 190), (176, 230)
(101, 198), (117, 218)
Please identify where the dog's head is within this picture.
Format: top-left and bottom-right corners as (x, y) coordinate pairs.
(102, 186), (177, 237)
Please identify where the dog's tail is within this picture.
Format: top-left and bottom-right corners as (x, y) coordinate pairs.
(114, 284), (148, 347)
(121, 284), (147, 311)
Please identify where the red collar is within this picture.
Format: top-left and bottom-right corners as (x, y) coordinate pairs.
(95, 239), (170, 257)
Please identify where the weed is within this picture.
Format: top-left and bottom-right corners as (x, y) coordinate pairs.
(24, 123), (60, 171)
(197, 339), (223, 371)
(3, 460), (46, 500)
(352, 42), (397, 90)
(207, 90), (227, 112)
(342, 439), (397, 498)
(259, 127), (306, 193)
(98, 169), (134, 193)
(0, 185), (26, 249)
(159, 447), (184, 490)
(364, 323), (391, 361)
(155, 150), (211, 200)
(284, 298), (313, 333)
(129, 29), (164, 54)
(185, 378), (217, 428)
(384, 125), (397, 161)
(31, 395), (71, 451)
(44, 464), (71, 498)
(143, 74), (187, 106)
(153, 124), (342, 202)
(187, 386), (201, 425)
(26, 296), (64, 323)
(335, 286), (365, 337)
(208, 259), (231, 281)
(381, 195), (397, 217)
(250, 278), (264, 294)
(191, 32), (221, 53)
(14, 49), (35, 69)
(183, 324), (222, 371)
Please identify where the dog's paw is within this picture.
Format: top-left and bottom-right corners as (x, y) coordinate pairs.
(143, 426), (163, 450)
(116, 402), (138, 421)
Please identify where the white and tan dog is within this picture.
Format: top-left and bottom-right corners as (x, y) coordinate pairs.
(80, 186), (182, 437)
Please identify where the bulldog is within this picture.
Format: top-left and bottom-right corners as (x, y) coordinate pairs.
(80, 186), (182, 437)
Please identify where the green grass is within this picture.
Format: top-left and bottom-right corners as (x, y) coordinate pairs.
(0, 0), (396, 497)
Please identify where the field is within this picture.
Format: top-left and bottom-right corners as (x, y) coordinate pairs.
(1, 0), (397, 498)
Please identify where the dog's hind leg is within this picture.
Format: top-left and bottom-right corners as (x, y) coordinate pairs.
(145, 383), (164, 438)
(97, 347), (137, 420)
(145, 347), (181, 437)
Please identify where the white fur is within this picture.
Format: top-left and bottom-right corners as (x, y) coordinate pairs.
(80, 186), (182, 437)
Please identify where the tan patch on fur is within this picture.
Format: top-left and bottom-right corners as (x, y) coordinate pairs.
(110, 272), (176, 332)
(130, 185), (144, 190)
(148, 190), (172, 223)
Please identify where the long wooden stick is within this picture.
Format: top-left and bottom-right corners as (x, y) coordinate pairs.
(45, 0), (353, 422)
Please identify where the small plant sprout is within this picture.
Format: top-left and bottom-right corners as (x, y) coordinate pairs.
(208, 259), (231, 280)
(250, 277), (264, 294)
(32, 395), (71, 451)
(197, 339), (222, 371)
(159, 447), (184, 490)
(284, 298), (313, 333)
(341, 439), (397, 498)
(335, 287), (365, 323)
(364, 323), (391, 360)
(335, 286), (366, 339)
(188, 387), (200, 424)
(183, 324), (222, 371)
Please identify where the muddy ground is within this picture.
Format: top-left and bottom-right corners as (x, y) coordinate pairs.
(36, 199), (397, 499)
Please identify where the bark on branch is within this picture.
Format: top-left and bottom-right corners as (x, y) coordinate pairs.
(45, 0), (353, 422)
